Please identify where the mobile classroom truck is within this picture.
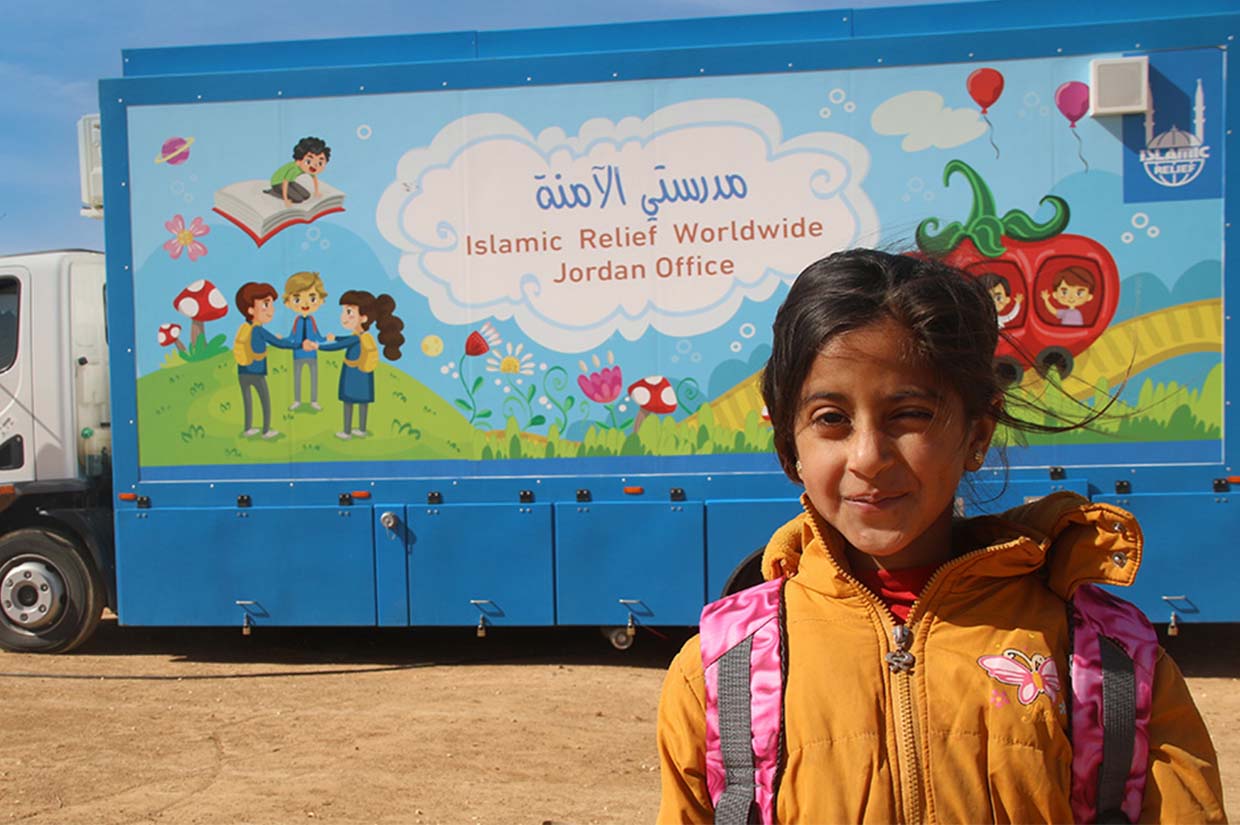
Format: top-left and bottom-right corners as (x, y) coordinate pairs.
(0, 0), (1236, 652)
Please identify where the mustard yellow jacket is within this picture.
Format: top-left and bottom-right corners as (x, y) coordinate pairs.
(657, 493), (1227, 823)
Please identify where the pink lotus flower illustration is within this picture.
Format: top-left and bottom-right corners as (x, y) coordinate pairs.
(163, 214), (210, 261)
(578, 352), (629, 429)
(577, 364), (622, 404)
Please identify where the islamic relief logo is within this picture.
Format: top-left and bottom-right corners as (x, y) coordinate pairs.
(1139, 78), (1211, 188)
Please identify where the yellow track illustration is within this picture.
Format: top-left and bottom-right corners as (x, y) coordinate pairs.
(692, 299), (1222, 430)
(1027, 298), (1222, 399)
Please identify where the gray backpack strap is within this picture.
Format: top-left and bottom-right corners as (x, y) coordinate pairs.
(715, 635), (758, 825)
(1096, 636), (1137, 824)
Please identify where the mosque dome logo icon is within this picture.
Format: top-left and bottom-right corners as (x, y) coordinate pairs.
(1139, 79), (1210, 188)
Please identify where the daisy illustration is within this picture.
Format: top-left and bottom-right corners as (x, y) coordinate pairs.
(486, 342), (535, 377)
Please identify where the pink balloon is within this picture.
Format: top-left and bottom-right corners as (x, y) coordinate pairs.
(1055, 81), (1090, 127)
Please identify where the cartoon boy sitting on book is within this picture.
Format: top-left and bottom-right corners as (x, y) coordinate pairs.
(265, 136), (331, 207)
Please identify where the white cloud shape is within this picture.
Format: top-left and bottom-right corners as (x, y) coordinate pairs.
(871, 91), (987, 152)
(377, 98), (876, 352)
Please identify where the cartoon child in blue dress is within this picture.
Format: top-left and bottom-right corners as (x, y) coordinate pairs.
(306, 290), (405, 439)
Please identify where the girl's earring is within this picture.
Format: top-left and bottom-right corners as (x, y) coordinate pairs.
(971, 450), (985, 469)
(795, 459), (803, 477)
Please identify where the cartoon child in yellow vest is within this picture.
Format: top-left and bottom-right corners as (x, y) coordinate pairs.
(233, 282), (298, 438)
(305, 290), (405, 439)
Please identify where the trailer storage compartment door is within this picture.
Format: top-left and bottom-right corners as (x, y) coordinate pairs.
(1094, 493), (1236, 623)
(705, 498), (803, 601)
(404, 502), (553, 626)
(554, 501), (705, 626)
(115, 504), (376, 626)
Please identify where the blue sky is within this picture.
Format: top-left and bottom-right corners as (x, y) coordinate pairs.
(0, 0), (964, 255)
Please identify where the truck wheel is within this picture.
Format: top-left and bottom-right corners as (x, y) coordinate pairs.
(720, 548), (765, 598)
(602, 626), (635, 651)
(0, 529), (104, 653)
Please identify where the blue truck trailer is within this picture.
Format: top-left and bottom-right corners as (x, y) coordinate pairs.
(0, 0), (1236, 651)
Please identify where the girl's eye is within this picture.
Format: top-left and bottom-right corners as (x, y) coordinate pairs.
(811, 410), (848, 428)
(893, 408), (935, 427)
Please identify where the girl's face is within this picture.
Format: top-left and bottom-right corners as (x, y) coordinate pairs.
(339, 304), (366, 331)
(792, 317), (995, 571)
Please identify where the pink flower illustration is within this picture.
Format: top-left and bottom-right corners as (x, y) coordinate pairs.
(577, 365), (622, 404)
(163, 214), (210, 261)
(577, 351), (623, 403)
(990, 688), (1010, 708)
(577, 351), (629, 429)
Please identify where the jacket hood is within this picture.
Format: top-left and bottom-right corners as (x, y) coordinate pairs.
(760, 490), (1142, 601)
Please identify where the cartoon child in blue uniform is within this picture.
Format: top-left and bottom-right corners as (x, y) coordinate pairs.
(283, 271), (333, 410)
(233, 282), (298, 438)
(306, 290), (405, 439)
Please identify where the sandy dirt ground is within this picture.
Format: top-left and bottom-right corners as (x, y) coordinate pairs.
(0, 617), (1235, 824)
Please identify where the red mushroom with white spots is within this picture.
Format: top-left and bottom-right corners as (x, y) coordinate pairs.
(157, 322), (185, 354)
(173, 279), (228, 348)
(628, 375), (677, 433)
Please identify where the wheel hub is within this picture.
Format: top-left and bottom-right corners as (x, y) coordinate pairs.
(1, 560), (65, 629)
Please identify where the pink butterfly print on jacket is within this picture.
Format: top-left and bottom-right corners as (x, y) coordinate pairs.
(977, 649), (1061, 705)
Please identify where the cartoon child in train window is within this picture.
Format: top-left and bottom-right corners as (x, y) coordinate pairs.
(979, 273), (1024, 329)
(1040, 265), (1096, 326)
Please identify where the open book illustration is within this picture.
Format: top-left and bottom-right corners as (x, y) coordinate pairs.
(213, 178), (346, 247)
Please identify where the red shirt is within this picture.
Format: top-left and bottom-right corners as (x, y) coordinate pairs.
(852, 563), (939, 623)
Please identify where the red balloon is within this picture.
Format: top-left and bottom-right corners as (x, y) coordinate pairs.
(967, 68), (1005, 114)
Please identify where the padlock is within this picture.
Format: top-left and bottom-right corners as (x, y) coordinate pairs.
(477, 616), (487, 638)
(1168, 611), (1179, 637)
(626, 613), (636, 639)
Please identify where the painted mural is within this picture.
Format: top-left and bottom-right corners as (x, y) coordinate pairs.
(127, 47), (1225, 475)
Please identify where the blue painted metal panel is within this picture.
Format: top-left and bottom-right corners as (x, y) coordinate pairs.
(1095, 493), (1238, 622)
(115, 505), (376, 626)
(704, 498), (803, 601)
(122, 31), (478, 77)
(852, 0), (1236, 39)
(555, 502), (705, 626)
(476, 11), (852, 59)
(406, 503), (553, 626)
(373, 503), (409, 626)
(965, 478), (1091, 516)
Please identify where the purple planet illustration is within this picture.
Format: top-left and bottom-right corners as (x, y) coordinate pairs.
(154, 136), (195, 165)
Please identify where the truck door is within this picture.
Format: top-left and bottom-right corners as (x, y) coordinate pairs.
(0, 264), (34, 482)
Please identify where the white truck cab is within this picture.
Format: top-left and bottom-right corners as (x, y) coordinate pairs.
(0, 250), (112, 652)
(0, 250), (110, 484)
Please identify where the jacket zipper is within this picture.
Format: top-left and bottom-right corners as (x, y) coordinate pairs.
(799, 499), (1013, 823)
(888, 623), (922, 823)
(892, 543), (1007, 822)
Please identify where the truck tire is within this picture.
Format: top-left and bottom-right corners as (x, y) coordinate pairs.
(720, 547), (765, 598)
(0, 528), (105, 653)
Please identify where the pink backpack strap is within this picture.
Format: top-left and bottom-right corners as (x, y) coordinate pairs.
(701, 578), (785, 825)
(1070, 584), (1158, 824)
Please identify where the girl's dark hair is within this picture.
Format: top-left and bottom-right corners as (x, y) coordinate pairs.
(340, 290), (405, 360)
(761, 249), (1104, 482)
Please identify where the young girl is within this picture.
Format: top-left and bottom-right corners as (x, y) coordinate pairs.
(656, 250), (1225, 823)
(314, 290), (405, 439)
